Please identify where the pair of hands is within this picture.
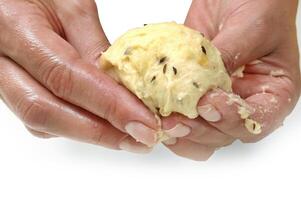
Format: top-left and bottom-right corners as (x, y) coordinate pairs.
(0, 0), (299, 161)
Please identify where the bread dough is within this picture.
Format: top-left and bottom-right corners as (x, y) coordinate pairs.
(100, 22), (232, 119)
(238, 105), (262, 135)
(227, 93), (262, 135)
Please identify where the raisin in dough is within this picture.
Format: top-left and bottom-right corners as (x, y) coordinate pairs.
(100, 22), (232, 119)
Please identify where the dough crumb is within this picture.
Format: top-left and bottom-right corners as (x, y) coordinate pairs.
(238, 106), (251, 119)
(245, 119), (262, 135)
(226, 93), (254, 113)
(209, 92), (219, 99)
(270, 69), (285, 77)
(234, 53), (241, 60)
(270, 96), (278, 103)
(261, 85), (270, 93)
(248, 60), (263, 65)
(227, 94), (262, 135)
(232, 66), (245, 78)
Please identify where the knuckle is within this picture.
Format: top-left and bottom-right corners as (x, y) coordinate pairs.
(253, 17), (270, 32)
(84, 39), (110, 63)
(16, 95), (48, 130)
(252, 18), (270, 41)
(92, 132), (104, 146)
(203, 135), (235, 148)
(222, 120), (244, 134)
(102, 96), (117, 122)
(66, 0), (98, 17)
(89, 122), (105, 145)
(43, 63), (74, 99)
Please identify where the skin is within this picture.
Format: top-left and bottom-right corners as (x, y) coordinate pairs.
(0, 0), (163, 153)
(162, 0), (301, 160)
(0, 0), (300, 160)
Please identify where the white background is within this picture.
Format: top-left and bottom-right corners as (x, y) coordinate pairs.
(0, 0), (300, 199)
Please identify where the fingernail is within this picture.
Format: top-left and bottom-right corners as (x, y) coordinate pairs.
(162, 138), (177, 145)
(198, 104), (221, 122)
(164, 123), (191, 138)
(119, 137), (153, 154)
(125, 122), (156, 147)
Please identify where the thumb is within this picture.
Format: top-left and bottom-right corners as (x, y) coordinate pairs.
(212, 17), (276, 73)
(53, 0), (110, 65)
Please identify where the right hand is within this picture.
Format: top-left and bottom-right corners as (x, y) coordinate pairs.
(161, 0), (300, 161)
(0, 0), (168, 153)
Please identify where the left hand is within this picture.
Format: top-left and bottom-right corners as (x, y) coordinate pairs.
(0, 0), (159, 153)
(162, 0), (301, 161)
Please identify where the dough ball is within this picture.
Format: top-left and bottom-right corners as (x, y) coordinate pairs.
(100, 22), (232, 119)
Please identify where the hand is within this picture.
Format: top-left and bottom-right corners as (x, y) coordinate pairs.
(162, 0), (301, 161)
(0, 0), (163, 153)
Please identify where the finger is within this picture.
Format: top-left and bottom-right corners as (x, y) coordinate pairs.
(197, 89), (263, 142)
(231, 72), (297, 143)
(1, 19), (158, 146)
(119, 136), (153, 154)
(237, 44), (300, 104)
(197, 84), (293, 143)
(232, 73), (297, 104)
(164, 139), (216, 161)
(25, 127), (57, 139)
(212, 12), (277, 73)
(53, 0), (110, 65)
(162, 114), (234, 147)
(25, 127), (152, 154)
(0, 56), (144, 151)
(26, 126), (152, 154)
(185, 0), (223, 39)
(186, 131), (235, 147)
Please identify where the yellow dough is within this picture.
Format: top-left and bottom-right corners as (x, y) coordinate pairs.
(100, 22), (232, 119)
